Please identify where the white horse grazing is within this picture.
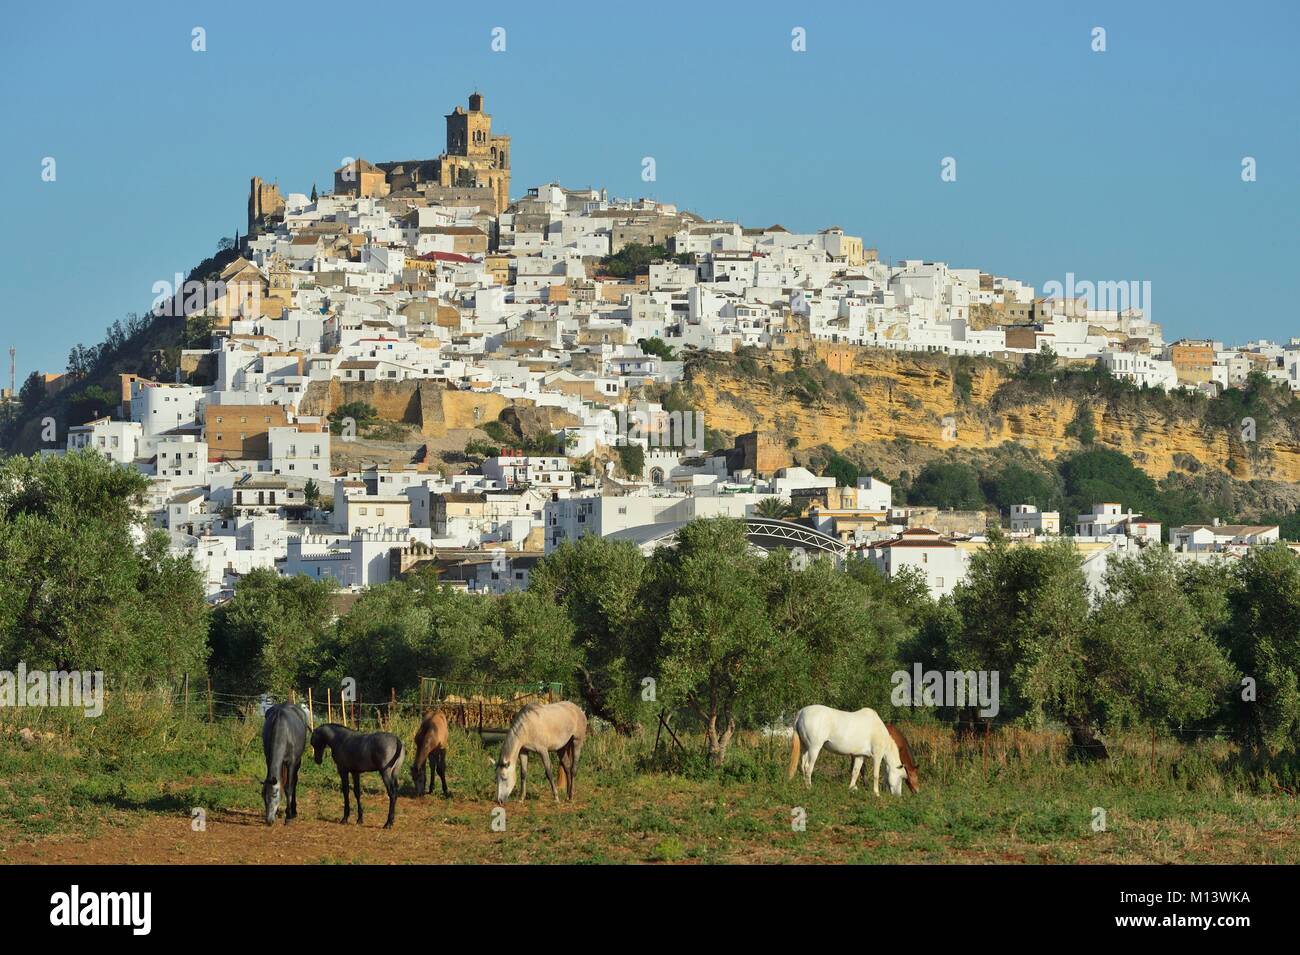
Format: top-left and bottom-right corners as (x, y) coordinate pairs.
(787, 705), (919, 795)
(494, 701), (587, 804)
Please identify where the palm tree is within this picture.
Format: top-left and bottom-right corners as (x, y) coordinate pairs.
(755, 496), (793, 519)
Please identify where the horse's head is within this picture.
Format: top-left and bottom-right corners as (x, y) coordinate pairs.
(494, 755), (517, 804)
(886, 759), (907, 796)
(885, 724), (920, 795)
(903, 763), (920, 794)
(310, 726), (329, 765)
(262, 777), (281, 825)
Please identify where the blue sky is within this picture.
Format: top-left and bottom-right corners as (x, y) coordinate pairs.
(2, 0), (1297, 381)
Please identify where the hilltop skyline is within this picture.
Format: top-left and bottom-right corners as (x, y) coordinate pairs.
(4, 0), (1299, 379)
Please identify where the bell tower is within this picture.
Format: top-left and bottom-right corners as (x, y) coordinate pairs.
(439, 92), (511, 214)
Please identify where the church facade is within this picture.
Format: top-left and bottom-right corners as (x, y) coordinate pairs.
(249, 92), (512, 235)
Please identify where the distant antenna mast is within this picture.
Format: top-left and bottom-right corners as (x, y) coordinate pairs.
(7, 346), (13, 396)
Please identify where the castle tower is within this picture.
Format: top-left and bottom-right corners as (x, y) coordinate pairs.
(439, 92), (510, 214)
(247, 176), (285, 234)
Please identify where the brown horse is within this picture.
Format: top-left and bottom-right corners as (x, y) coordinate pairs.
(411, 709), (450, 797)
(886, 724), (920, 793)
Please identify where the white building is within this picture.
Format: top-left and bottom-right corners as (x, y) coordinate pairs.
(1170, 521), (1280, 553)
(67, 418), (142, 465)
(1075, 503), (1161, 543)
(865, 527), (966, 599)
(1008, 504), (1060, 535)
(480, 453), (573, 490)
(153, 436), (208, 486)
(268, 426), (329, 478)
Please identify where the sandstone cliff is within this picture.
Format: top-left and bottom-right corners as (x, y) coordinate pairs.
(674, 344), (1300, 485)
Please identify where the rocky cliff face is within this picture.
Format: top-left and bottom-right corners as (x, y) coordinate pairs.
(678, 344), (1300, 484)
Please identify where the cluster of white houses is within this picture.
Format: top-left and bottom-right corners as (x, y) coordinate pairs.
(39, 93), (1299, 604)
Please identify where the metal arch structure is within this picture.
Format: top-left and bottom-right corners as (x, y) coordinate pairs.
(742, 517), (848, 559)
(610, 517), (848, 560)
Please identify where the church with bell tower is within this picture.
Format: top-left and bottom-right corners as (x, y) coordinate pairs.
(436, 92), (511, 215)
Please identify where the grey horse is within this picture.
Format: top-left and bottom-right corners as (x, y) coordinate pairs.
(262, 703), (308, 825)
(311, 723), (404, 829)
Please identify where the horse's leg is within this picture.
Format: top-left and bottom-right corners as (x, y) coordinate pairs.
(353, 772), (364, 824)
(518, 753), (528, 801)
(566, 739), (583, 799)
(802, 740), (824, 788)
(538, 749), (559, 801)
(383, 770), (397, 829)
(339, 770), (351, 823)
(437, 749), (449, 797)
(871, 752), (883, 796)
(849, 755), (864, 791)
(287, 759), (301, 822)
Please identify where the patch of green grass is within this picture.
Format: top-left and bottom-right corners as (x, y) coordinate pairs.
(2, 700), (1297, 863)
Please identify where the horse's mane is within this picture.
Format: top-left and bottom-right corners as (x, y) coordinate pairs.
(886, 724), (916, 772)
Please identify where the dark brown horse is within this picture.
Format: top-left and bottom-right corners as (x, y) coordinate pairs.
(411, 709), (450, 797)
(886, 724), (920, 794)
(311, 724), (404, 828)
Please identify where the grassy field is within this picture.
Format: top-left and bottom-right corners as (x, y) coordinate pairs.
(1, 697), (1297, 864)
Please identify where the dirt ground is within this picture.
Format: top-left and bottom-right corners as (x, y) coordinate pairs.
(1, 790), (637, 865)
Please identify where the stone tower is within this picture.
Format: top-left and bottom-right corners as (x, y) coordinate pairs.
(439, 92), (510, 214)
(247, 177), (285, 234)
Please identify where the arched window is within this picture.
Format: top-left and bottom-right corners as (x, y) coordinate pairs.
(650, 467), (665, 486)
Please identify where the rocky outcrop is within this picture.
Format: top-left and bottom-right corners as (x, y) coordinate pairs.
(680, 344), (1300, 483)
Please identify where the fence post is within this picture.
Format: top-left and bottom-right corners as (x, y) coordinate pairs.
(207, 677), (214, 723)
(327, 688), (333, 724)
(183, 673), (189, 718)
(1150, 726), (1157, 777)
(390, 688), (396, 725)
(307, 688), (314, 729)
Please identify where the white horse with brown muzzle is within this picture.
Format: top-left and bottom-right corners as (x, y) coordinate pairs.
(494, 701), (587, 803)
(787, 704), (919, 795)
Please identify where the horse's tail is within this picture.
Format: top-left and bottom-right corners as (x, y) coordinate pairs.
(386, 739), (404, 774)
(556, 738), (572, 790)
(787, 730), (802, 781)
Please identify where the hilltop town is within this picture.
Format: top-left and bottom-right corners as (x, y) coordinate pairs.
(11, 92), (1300, 603)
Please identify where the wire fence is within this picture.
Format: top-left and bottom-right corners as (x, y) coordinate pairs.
(57, 677), (571, 733)
(0, 678), (1251, 771)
